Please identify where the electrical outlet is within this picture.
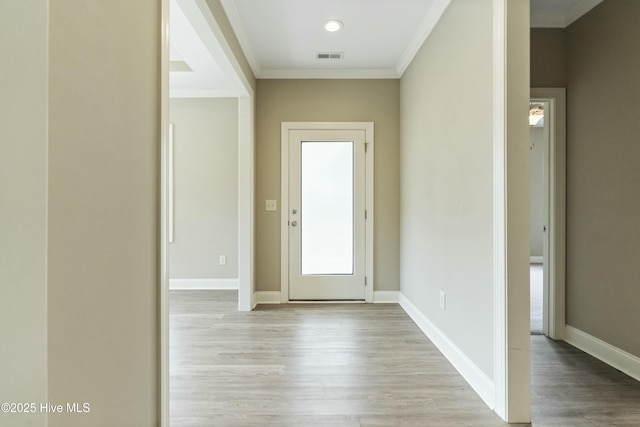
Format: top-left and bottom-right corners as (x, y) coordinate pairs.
(439, 291), (446, 310)
(219, 255), (227, 266)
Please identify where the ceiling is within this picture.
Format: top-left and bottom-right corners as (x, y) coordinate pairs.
(530, 0), (603, 28)
(170, 0), (604, 94)
(220, 0), (449, 79)
(170, 0), (236, 97)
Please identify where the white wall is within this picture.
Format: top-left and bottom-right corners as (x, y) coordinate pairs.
(529, 125), (545, 257)
(0, 2), (48, 425)
(399, 3), (531, 419)
(169, 98), (238, 283)
(400, 0), (494, 378)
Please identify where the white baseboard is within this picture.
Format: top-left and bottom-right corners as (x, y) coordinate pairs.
(373, 291), (399, 303)
(399, 293), (495, 409)
(530, 256), (543, 264)
(254, 291), (281, 305)
(565, 325), (640, 382)
(253, 291), (398, 305)
(169, 278), (238, 290)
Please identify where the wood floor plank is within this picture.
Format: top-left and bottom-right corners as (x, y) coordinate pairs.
(170, 290), (640, 426)
(530, 335), (640, 427)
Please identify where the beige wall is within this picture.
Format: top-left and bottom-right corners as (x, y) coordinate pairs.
(170, 98), (238, 279)
(565, 1), (640, 356)
(47, 1), (159, 425)
(530, 29), (567, 88)
(400, 0), (494, 377)
(1, 2), (254, 425)
(255, 79), (400, 292)
(0, 2), (48, 425)
(505, 2), (531, 419)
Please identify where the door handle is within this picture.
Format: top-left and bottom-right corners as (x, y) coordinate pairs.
(291, 221), (297, 227)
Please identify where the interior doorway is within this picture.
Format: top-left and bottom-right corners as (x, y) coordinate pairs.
(280, 122), (374, 303)
(529, 100), (549, 335)
(161, 0), (255, 424)
(529, 88), (567, 340)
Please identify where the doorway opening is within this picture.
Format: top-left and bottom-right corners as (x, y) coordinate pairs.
(280, 122), (374, 303)
(529, 88), (566, 340)
(528, 100), (548, 335)
(161, 0), (255, 425)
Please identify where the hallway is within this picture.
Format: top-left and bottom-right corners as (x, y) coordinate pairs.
(530, 264), (543, 335)
(170, 291), (640, 426)
(170, 290), (506, 426)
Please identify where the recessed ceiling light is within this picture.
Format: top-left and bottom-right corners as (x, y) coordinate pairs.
(324, 20), (343, 32)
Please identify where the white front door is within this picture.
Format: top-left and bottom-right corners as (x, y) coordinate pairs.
(286, 128), (367, 300)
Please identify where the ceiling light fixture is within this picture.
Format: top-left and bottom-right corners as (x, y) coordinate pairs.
(324, 20), (343, 32)
(529, 104), (544, 126)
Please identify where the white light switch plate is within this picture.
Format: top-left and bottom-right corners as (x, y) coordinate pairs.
(265, 200), (277, 211)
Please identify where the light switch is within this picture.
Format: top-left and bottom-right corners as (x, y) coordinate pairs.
(265, 200), (277, 211)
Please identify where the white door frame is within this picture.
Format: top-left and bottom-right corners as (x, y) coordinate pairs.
(493, 0), (531, 422)
(531, 88), (567, 340)
(280, 122), (374, 303)
(160, 0), (255, 425)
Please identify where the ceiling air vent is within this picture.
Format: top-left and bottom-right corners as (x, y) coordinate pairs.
(317, 52), (344, 60)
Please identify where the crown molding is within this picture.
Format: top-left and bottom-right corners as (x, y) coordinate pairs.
(169, 89), (239, 98)
(219, 0), (454, 80)
(257, 68), (400, 79)
(219, 0), (261, 77)
(396, 0), (452, 76)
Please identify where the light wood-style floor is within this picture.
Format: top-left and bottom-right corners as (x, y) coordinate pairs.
(170, 290), (640, 426)
(531, 336), (640, 426)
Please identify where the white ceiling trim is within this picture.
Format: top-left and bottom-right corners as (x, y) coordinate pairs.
(170, 89), (239, 98)
(220, 0), (453, 80)
(219, 0), (261, 77)
(531, 0), (603, 28)
(259, 68), (400, 80)
(171, 0), (240, 94)
(191, 0), (252, 96)
(395, 0), (452, 76)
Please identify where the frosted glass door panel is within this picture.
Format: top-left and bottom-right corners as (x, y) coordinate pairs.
(300, 141), (353, 275)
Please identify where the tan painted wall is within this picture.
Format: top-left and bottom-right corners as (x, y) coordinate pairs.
(400, 0), (494, 377)
(169, 98), (238, 279)
(530, 29), (567, 88)
(47, 1), (159, 425)
(505, 1), (531, 419)
(565, 1), (640, 356)
(0, 2), (48, 425)
(255, 79), (400, 292)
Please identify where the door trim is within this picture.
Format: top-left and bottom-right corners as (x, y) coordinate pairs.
(280, 122), (374, 303)
(531, 88), (567, 340)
